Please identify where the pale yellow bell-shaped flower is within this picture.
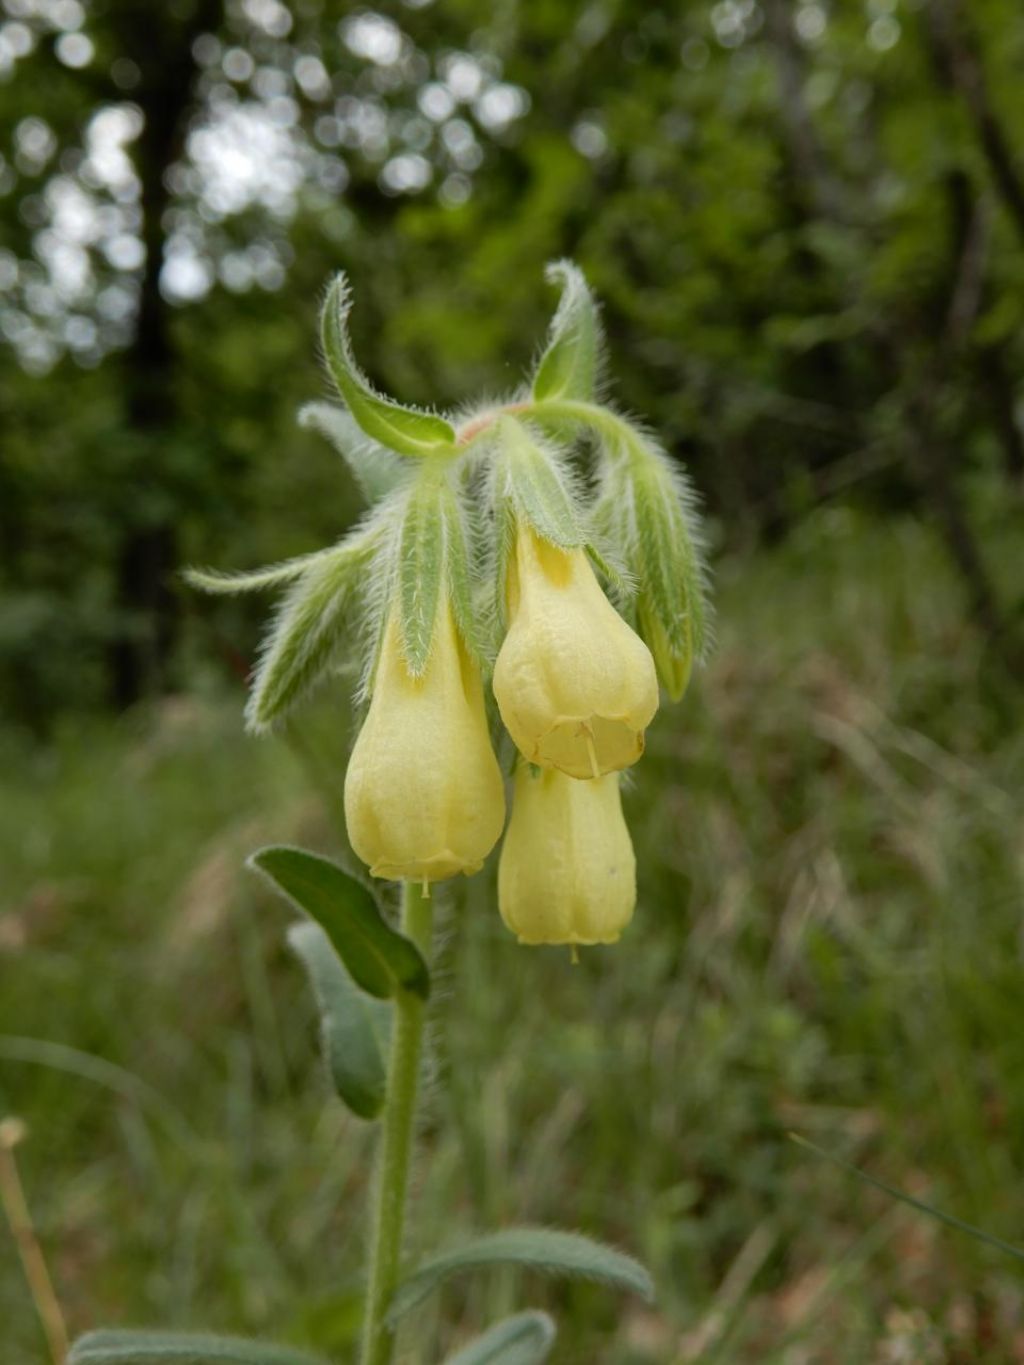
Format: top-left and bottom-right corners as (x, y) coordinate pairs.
(344, 604), (505, 882)
(493, 526), (659, 779)
(498, 763), (636, 946)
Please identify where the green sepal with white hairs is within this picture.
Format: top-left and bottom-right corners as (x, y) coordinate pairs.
(494, 416), (584, 550)
(594, 425), (711, 700)
(583, 537), (635, 608)
(396, 474), (446, 677)
(320, 275), (457, 458)
(244, 531), (378, 733)
(298, 402), (409, 506)
(183, 546), (340, 596)
(531, 260), (604, 404)
(365, 466), (485, 681)
(442, 477), (488, 664)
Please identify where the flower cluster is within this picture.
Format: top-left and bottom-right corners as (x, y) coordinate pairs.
(345, 516), (656, 946)
(189, 264), (709, 948)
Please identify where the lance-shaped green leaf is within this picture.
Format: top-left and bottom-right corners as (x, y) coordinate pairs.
(298, 402), (409, 506)
(244, 536), (374, 733)
(68, 1330), (332, 1365)
(443, 1312), (557, 1365)
(497, 417), (584, 550)
(531, 260), (603, 404)
(250, 846), (430, 999)
(320, 275), (456, 458)
(288, 921), (391, 1120)
(397, 475), (446, 676)
(386, 1227), (654, 1326)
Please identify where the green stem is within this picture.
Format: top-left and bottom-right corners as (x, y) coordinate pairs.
(359, 880), (434, 1365)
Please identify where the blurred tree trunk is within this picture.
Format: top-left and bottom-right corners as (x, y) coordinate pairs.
(927, 0), (1024, 248)
(763, 0), (1013, 653)
(976, 344), (1024, 485)
(761, 0), (842, 222)
(764, 0), (1010, 649)
(923, 11), (1024, 490)
(108, 0), (220, 708)
(898, 380), (1004, 642)
(885, 167), (1010, 650)
(878, 176), (1012, 653)
(761, 0), (856, 535)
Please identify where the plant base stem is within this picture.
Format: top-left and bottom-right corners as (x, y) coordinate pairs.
(359, 881), (434, 1365)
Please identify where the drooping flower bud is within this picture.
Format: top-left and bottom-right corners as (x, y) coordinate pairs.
(344, 604), (505, 882)
(498, 764), (636, 946)
(493, 525), (658, 779)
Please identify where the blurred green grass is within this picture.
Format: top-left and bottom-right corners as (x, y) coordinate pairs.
(2, 503), (1023, 1364)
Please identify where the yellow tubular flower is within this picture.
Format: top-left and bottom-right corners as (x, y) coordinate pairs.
(344, 605), (505, 882)
(498, 764), (636, 946)
(493, 526), (659, 778)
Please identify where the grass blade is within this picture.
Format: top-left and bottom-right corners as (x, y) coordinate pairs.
(790, 1133), (1024, 1264)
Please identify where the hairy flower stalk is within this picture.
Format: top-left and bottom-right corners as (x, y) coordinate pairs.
(360, 881), (433, 1365)
(344, 602), (505, 883)
(493, 524), (659, 779)
(499, 764), (636, 945)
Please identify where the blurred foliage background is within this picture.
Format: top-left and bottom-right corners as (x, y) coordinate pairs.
(2, 0), (1024, 1362)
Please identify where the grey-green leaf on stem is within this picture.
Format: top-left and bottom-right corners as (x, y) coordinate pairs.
(68, 1330), (332, 1365)
(531, 260), (602, 404)
(288, 921), (391, 1120)
(298, 402), (410, 506)
(249, 846), (430, 1000)
(386, 1227), (654, 1326)
(442, 1312), (557, 1365)
(320, 275), (456, 457)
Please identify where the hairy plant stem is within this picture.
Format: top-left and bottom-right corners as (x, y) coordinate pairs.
(359, 880), (434, 1365)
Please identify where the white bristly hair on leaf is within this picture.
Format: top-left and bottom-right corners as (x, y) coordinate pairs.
(492, 416), (588, 552)
(592, 413), (713, 670)
(298, 402), (410, 507)
(531, 259), (609, 406)
(244, 537), (375, 734)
